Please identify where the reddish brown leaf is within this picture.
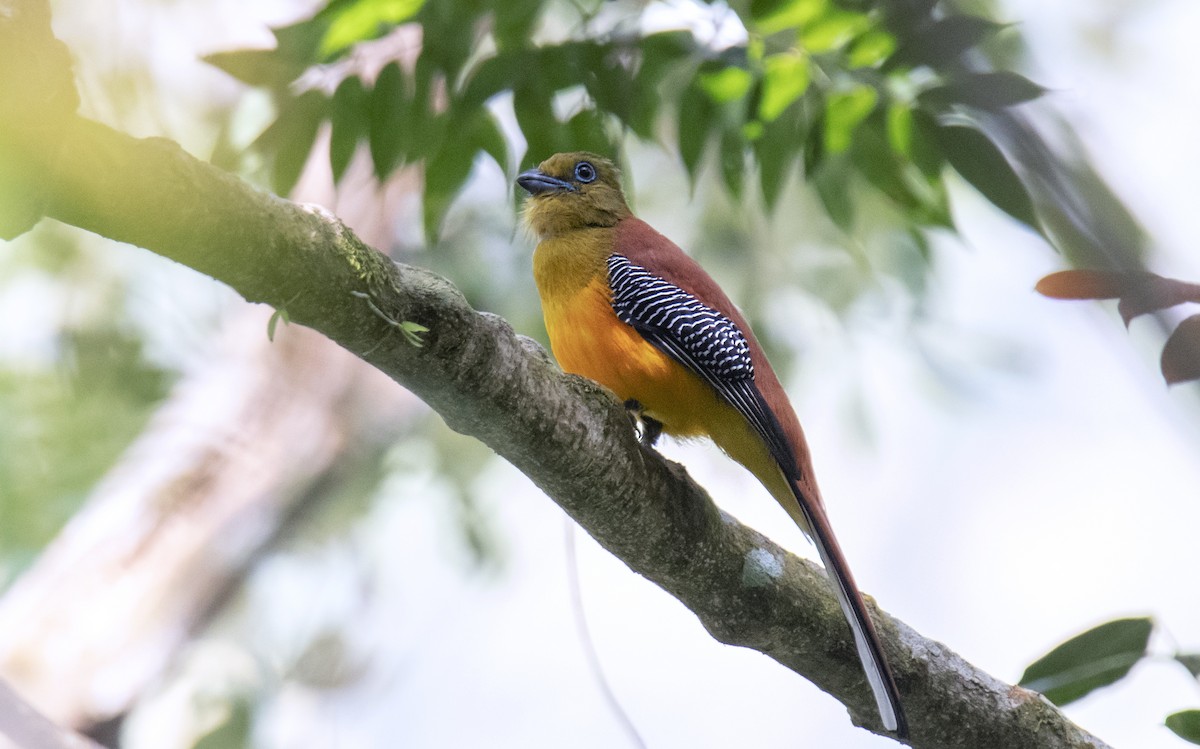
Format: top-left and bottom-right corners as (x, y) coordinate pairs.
(1037, 270), (1200, 326)
(1161, 315), (1200, 385)
(1035, 270), (1136, 300)
(1117, 276), (1200, 326)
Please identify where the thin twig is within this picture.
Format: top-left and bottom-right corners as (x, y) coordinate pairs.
(564, 518), (647, 749)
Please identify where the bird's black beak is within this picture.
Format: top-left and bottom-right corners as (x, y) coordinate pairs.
(517, 169), (576, 195)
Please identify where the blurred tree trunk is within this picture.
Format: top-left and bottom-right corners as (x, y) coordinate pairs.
(0, 676), (102, 749)
(0, 127), (422, 730)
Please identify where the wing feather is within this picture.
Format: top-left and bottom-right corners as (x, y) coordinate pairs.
(607, 254), (800, 479)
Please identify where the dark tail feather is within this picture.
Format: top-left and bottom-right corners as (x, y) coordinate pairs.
(790, 482), (908, 738)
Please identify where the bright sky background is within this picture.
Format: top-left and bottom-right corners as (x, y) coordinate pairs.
(32, 1), (1200, 748)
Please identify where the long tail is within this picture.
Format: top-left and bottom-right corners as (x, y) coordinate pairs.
(790, 481), (908, 738)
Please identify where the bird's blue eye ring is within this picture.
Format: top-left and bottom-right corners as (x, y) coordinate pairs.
(574, 161), (597, 183)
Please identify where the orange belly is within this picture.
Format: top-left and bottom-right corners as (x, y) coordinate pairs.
(540, 275), (793, 514)
(543, 277), (730, 439)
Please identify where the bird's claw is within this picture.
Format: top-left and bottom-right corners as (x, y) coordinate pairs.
(623, 399), (663, 448)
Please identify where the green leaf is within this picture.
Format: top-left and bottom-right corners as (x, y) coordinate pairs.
(751, 0), (829, 36)
(566, 109), (614, 159)
(847, 30), (896, 69)
(1018, 617), (1154, 706)
(422, 108), (508, 241)
(400, 320), (429, 347)
(824, 85), (877, 154)
(934, 122), (1039, 231)
(1175, 653), (1200, 680)
(192, 698), (253, 749)
(850, 119), (917, 210)
(351, 288), (428, 347)
(415, 1), (483, 81)
(863, 108), (950, 224)
(583, 47), (639, 131)
(493, 0), (542, 50)
(529, 41), (598, 93)
(719, 128), (745, 198)
(404, 57), (444, 161)
(851, 121), (905, 201)
(330, 75), (368, 183)
(320, 0), (426, 58)
(270, 16), (329, 68)
(629, 32), (696, 138)
(884, 0), (939, 36)
(919, 72), (1047, 111)
(471, 111), (508, 174)
(461, 51), (528, 109)
(803, 107), (825, 175)
(254, 89), (328, 196)
(813, 157), (853, 231)
(203, 49), (303, 89)
(753, 99), (804, 210)
(758, 53), (810, 122)
(423, 109), (508, 240)
(639, 29), (697, 64)
(801, 10), (871, 53)
(887, 14), (1008, 69)
(908, 109), (945, 178)
(513, 84), (565, 166)
(368, 62), (408, 179)
(678, 82), (716, 183)
(423, 123), (477, 243)
(699, 66), (754, 104)
(886, 101), (913, 155)
(267, 307), (290, 342)
(1167, 710), (1200, 745)
(864, 133), (950, 226)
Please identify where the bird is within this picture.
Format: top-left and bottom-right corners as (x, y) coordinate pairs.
(517, 151), (907, 737)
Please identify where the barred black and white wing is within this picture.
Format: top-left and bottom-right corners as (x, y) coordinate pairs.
(606, 254), (800, 479)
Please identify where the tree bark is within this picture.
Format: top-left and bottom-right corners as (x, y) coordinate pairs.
(0, 2), (1112, 747)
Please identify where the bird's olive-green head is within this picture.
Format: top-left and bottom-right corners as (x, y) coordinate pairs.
(518, 152), (631, 239)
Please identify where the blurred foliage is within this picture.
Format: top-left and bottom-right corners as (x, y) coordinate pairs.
(0, 331), (168, 580)
(1020, 616), (1200, 745)
(190, 697), (253, 749)
(0, 228), (171, 591)
(204, 0), (1049, 245)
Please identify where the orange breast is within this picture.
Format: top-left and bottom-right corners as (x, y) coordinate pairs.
(543, 277), (726, 439)
(533, 241), (788, 510)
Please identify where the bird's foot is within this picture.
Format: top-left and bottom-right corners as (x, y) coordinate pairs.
(623, 399), (663, 448)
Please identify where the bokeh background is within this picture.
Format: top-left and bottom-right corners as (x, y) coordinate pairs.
(2, 1), (1199, 747)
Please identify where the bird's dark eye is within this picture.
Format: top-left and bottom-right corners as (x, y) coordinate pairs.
(574, 161), (597, 183)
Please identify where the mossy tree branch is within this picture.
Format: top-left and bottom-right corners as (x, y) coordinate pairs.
(1, 2), (1110, 747)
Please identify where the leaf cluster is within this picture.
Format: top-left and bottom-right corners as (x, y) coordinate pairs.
(204, 0), (1049, 243)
